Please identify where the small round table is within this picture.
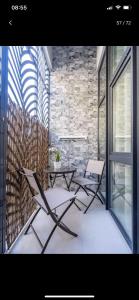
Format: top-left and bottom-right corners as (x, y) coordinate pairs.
(45, 166), (77, 190)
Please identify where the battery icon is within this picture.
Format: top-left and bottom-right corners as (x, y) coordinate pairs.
(123, 5), (132, 10)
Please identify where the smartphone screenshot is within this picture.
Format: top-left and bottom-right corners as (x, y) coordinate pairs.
(0, 0), (138, 299)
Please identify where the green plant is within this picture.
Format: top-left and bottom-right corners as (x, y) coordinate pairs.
(55, 151), (61, 162)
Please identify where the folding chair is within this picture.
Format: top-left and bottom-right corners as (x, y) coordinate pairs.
(111, 169), (131, 205)
(19, 167), (78, 254)
(72, 160), (105, 213)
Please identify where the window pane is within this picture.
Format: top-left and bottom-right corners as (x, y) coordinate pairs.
(99, 55), (106, 100)
(98, 54), (106, 201)
(113, 60), (131, 152)
(99, 98), (106, 156)
(99, 162), (106, 199)
(111, 162), (132, 239)
(112, 46), (128, 74)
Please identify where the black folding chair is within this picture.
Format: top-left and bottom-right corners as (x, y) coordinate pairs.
(72, 160), (105, 213)
(19, 167), (78, 254)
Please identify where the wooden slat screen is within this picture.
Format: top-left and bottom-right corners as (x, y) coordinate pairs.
(6, 46), (49, 249)
(0, 46), (3, 252)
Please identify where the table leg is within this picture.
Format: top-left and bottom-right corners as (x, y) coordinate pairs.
(49, 174), (57, 188)
(49, 174), (53, 188)
(52, 174), (57, 188)
(63, 174), (69, 190)
(68, 171), (75, 191)
(63, 171), (75, 191)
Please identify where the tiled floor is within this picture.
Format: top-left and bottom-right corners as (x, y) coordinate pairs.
(10, 191), (131, 254)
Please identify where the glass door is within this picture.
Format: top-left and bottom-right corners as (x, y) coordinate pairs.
(108, 46), (133, 246)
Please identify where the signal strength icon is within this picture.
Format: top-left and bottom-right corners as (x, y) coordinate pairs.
(107, 6), (113, 10)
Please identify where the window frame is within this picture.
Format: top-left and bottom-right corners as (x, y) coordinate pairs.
(98, 49), (107, 201)
(107, 46), (137, 252)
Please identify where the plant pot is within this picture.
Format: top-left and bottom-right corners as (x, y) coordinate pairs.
(54, 161), (61, 169)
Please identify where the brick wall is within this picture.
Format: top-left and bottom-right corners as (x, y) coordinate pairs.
(50, 46), (98, 176)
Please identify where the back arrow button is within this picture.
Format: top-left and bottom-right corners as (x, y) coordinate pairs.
(9, 20), (13, 26)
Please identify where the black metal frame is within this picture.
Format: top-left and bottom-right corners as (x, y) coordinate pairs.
(49, 170), (76, 191)
(98, 49), (107, 204)
(0, 47), (8, 253)
(106, 47), (109, 210)
(20, 169), (78, 254)
(46, 169), (76, 191)
(136, 46), (139, 254)
(132, 46), (137, 253)
(107, 46), (137, 252)
(84, 177), (104, 214)
(72, 162), (105, 213)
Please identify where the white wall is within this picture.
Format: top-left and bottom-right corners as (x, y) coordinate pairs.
(97, 46), (106, 70)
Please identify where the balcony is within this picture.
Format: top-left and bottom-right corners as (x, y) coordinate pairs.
(9, 191), (131, 254)
(0, 46), (136, 254)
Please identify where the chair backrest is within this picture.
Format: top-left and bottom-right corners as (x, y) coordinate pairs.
(22, 167), (40, 194)
(20, 167), (52, 217)
(86, 159), (105, 176)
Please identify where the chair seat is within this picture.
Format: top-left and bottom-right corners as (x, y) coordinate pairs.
(72, 176), (99, 186)
(85, 184), (99, 193)
(34, 187), (76, 211)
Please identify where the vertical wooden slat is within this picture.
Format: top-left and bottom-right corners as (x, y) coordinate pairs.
(6, 46), (49, 249)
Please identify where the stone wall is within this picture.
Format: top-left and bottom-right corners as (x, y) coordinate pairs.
(50, 46), (98, 177)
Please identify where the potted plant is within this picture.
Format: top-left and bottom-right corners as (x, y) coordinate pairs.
(54, 150), (61, 169)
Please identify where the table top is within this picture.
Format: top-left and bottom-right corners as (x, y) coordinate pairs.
(45, 166), (77, 174)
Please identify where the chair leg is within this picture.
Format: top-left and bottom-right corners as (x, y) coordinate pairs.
(30, 224), (44, 248)
(41, 219), (77, 254)
(74, 184), (90, 196)
(56, 199), (78, 238)
(73, 201), (82, 211)
(70, 196), (81, 211)
(24, 207), (41, 235)
(53, 208), (58, 217)
(80, 185), (90, 196)
(41, 224), (58, 254)
(96, 193), (104, 204)
(58, 222), (78, 237)
(84, 193), (97, 214)
(41, 199), (78, 254)
(75, 198), (88, 208)
(60, 220), (73, 231)
(41, 221), (77, 255)
(75, 185), (80, 194)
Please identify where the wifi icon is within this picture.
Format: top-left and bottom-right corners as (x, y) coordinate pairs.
(115, 5), (121, 9)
